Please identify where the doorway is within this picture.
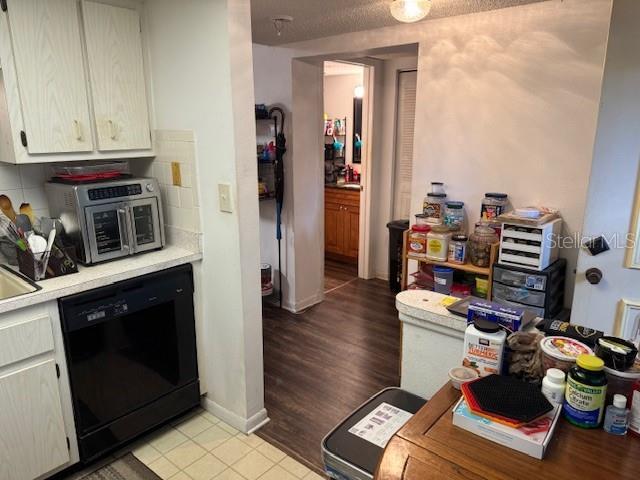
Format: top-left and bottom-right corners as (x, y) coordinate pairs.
(323, 61), (368, 292)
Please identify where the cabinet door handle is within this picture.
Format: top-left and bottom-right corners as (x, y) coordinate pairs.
(73, 120), (83, 141)
(108, 120), (118, 140)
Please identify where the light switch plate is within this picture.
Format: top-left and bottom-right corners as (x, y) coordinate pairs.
(218, 183), (233, 213)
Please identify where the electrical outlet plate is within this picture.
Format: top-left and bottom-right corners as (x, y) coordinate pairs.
(218, 183), (233, 213)
(171, 162), (182, 186)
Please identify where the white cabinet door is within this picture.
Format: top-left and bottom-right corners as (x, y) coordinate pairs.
(82, 1), (151, 151)
(6, 0), (93, 154)
(0, 360), (70, 480)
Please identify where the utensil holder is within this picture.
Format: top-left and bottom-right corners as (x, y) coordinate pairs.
(17, 244), (78, 281)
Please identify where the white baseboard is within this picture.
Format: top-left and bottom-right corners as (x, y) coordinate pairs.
(375, 270), (389, 281)
(201, 397), (270, 434)
(291, 292), (324, 313)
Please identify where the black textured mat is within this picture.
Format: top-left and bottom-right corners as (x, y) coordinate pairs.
(466, 374), (553, 423)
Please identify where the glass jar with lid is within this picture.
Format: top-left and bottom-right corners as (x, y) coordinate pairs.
(444, 201), (465, 233)
(468, 225), (499, 267)
(481, 192), (508, 222)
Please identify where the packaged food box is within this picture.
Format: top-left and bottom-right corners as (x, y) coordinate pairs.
(467, 299), (525, 332)
(452, 397), (561, 459)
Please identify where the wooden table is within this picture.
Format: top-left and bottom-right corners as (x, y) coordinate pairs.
(375, 384), (640, 479)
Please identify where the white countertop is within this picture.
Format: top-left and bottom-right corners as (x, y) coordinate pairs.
(396, 290), (467, 332)
(0, 246), (202, 314)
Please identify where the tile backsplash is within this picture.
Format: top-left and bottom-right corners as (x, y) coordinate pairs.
(130, 130), (201, 234)
(0, 163), (49, 218)
(0, 130), (201, 255)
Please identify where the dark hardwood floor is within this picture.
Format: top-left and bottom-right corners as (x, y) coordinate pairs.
(257, 277), (400, 473)
(324, 258), (358, 292)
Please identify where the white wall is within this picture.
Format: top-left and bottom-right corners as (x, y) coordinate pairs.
(324, 72), (364, 170)
(282, 0), (612, 308)
(252, 43), (296, 310)
(571, 0), (640, 332)
(144, 0), (266, 432)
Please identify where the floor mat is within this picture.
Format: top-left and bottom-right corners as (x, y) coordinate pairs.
(81, 454), (161, 480)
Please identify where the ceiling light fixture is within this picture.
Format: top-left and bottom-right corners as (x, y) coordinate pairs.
(389, 0), (432, 23)
(271, 15), (293, 37)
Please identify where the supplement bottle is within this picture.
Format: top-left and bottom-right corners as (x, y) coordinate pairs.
(462, 319), (506, 378)
(563, 354), (607, 428)
(541, 368), (566, 405)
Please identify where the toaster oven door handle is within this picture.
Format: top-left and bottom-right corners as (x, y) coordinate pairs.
(117, 208), (132, 254)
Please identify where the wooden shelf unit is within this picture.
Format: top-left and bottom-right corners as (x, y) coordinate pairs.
(401, 229), (499, 299)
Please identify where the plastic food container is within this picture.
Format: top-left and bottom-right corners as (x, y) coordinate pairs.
(415, 213), (430, 226)
(408, 224), (430, 257)
(422, 182), (447, 225)
(426, 225), (450, 261)
(481, 192), (508, 221)
(540, 336), (594, 373)
(448, 234), (468, 264)
(433, 266), (454, 294)
(604, 361), (640, 407)
(451, 283), (472, 298)
(52, 161), (128, 177)
(475, 277), (489, 297)
(444, 201), (465, 232)
(448, 366), (479, 390)
(595, 336), (638, 371)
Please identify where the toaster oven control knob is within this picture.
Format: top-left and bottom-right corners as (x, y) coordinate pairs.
(146, 183), (155, 192)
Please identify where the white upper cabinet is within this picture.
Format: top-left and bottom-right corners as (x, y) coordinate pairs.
(82, 1), (151, 151)
(0, 0), (154, 163)
(6, 0), (93, 154)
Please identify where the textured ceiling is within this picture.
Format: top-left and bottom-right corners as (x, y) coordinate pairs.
(251, 0), (547, 45)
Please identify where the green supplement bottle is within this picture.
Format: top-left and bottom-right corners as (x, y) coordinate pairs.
(563, 354), (607, 428)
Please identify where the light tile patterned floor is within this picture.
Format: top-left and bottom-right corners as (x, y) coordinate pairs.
(132, 409), (327, 480)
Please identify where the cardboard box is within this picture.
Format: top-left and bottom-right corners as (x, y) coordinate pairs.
(452, 397), (561, 459)
(467, 299), (525, 332)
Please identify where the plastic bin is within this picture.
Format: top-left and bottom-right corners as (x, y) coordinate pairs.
(322, 388), (426, 480)
(433, 266), (454, 294)
(386, 220), (409, 293)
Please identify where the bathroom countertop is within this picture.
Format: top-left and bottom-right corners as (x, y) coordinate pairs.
(0, 245), (202, 314)
(325, 183), (362, 190)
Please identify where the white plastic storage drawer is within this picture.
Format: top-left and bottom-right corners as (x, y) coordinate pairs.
(498, 219), (562, 271)
(492, 283), (546, 307)
(493, 267), (547, 291)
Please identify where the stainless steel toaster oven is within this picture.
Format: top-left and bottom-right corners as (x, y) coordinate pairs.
(45, 177), (165, 265)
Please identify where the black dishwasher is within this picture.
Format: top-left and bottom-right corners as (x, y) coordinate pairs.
(59, 264), (200, 462)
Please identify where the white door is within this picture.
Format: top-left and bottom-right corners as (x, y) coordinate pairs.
(0, 360), (69, 480)
(6, 0), (93, 154)
(570, 0), (640, 336)
(82, 1), (151, 151)
(392, 70), (417, 220)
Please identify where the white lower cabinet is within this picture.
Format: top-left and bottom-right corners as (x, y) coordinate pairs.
(0, 303), (78, 480)
(0, 361), (70, 480)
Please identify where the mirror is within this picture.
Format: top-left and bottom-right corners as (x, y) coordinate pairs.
(352, 97), (362, 164)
